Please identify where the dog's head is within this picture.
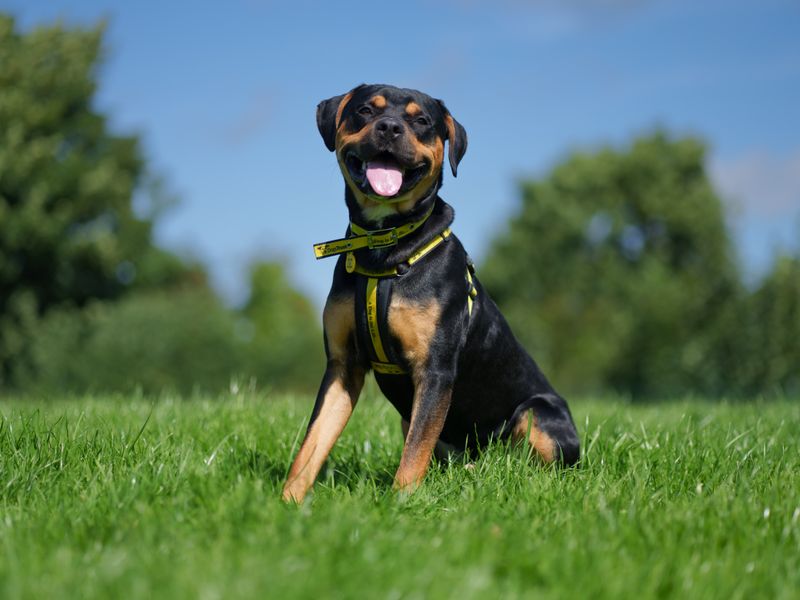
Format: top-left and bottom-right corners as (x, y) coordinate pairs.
(317, 84), (467, 219)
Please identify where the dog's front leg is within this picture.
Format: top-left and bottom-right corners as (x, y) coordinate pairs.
(282, 297), (363, 503)
(389, 297), (459, 492)
(394, 376), (454, 491)
(282, 365), (363, 503)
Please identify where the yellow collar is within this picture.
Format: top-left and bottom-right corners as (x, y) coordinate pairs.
(313, 203), (435, 259)
(346, 228), (451, 277)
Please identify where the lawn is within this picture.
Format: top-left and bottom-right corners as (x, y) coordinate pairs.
(1, 386), (798, 599)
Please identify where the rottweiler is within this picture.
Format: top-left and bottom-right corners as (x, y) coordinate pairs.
(282, 84), (579, 502)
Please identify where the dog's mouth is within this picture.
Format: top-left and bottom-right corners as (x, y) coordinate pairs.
(345, 152), (428, 199)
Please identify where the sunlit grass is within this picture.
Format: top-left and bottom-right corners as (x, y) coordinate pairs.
(1, 391), (798, 599)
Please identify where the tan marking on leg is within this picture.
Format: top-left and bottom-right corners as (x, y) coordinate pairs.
(282, 296), (362, 503)
(394, 388), (452, 491)
(405, 101), (421, 116)
(323, 295), (354, 362)
(282, 374), (363, 502)
(371, 94), (387, 108)
(388, 299), (448, 491)
(387, 298), (441, 374)
(511, 410), (556, 463)
(403, 415), (458, 461)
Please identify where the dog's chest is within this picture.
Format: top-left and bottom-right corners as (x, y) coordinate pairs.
(351, 276), (441, 377)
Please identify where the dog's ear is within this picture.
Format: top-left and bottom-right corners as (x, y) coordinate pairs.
(437, 100), (468, 177)
(316, 93), (348, 152)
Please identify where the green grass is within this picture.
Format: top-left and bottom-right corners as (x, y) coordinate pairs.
(1, 387), (798, 599)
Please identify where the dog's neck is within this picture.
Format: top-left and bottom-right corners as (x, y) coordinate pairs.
(343, 184), (455, 271)
(344, 181), (439, 230)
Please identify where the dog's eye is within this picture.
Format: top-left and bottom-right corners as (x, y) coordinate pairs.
(357, 105), (373, 116)
(415, 116), (429, 126)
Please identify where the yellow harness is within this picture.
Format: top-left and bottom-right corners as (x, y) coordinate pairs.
(313, 212), (477, 375)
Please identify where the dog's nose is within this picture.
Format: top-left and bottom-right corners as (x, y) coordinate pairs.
(374, 117), (404, 140)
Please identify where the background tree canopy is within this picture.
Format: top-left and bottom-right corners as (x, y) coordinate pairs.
(0, 16), (194, 383)
(0, 16), (322, 394)
(482, 133), (799, 399)
(1, 15), (796, 399)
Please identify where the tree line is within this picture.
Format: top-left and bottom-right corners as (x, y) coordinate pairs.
(482, 134), (799, 399)
(0, 15), (322, 395)
(1, 15), (796, 398)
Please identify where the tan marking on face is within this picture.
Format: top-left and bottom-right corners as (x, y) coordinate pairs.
(405, 101), (422, 116)
(371, 95), (387, 108)
(335, 124), (396, 221)
(512, 410), (556, 463)
(393, 136), (444, 213)
(360, 202), (401, 223)
(323, 295), (355, 363)
(388, 298), (441, 375)
(335, 92), (353, 129)
(334, 111), (445, 224)
(335, 123), (370, 149)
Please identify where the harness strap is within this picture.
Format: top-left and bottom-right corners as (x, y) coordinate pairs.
(315, 220), (476, 376)
(466, 268), (477, 317)
(365, 277), (408, 375)
(363, 260), (478, 376)
(365, 277), (389, 364)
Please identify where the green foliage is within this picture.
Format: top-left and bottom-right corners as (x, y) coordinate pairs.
(483, 132), (746, 398)
(0, 15), (196, 386)
(15, 288), (245, 395)
(1, 395), (799, 598)
(738, 255), (800, 395)
(13, 264), (325, 395)
(240, 261), (324, 391)
(0, 16), (327, 395)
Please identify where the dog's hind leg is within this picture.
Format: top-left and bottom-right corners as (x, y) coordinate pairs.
(509, 394), (580, 466)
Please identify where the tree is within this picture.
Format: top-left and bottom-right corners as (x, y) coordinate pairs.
(0, 15), (195, 386)
(481, 132), (742, 398)
(17, 288), (244, 395)
(15, 263), (326, 395)
(737, 255), (800, 396)
(240, 262), (324, 391)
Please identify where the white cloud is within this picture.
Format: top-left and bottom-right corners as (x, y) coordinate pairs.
(710, 150), (800, 218)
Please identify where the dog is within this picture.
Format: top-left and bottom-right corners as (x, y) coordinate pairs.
(282, 84), (579, 502)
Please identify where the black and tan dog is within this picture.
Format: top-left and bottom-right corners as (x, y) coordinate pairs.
(282, 84), (579, 502)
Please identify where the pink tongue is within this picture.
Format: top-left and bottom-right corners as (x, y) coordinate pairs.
(366, 161), (403, 197)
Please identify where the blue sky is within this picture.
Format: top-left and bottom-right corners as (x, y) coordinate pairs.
(5, 0), (800, 306)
